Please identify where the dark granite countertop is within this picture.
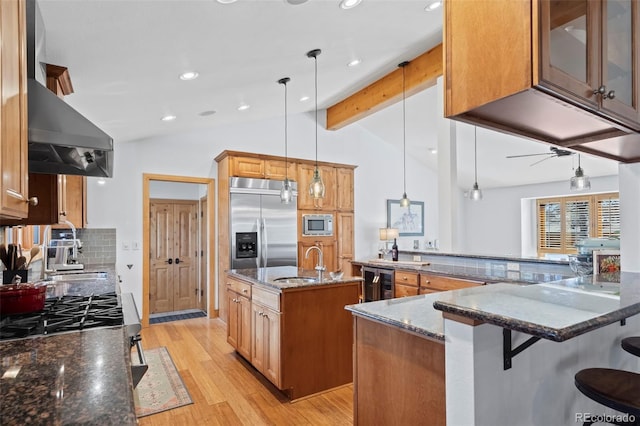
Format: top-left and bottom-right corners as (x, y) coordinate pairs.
(40, 264), (119, 298)
(228, 266), (363, 291)
(347, 273), (640, 343)
(352, 259), (571, 284)
(0, 327), (136, 425)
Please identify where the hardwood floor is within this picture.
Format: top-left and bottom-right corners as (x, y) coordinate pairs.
(137, 317), (354, 425)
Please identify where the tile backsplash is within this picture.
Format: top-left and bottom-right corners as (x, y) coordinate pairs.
(52, 228), (116, 265)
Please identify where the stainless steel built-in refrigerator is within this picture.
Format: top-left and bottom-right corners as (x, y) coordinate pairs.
(230, 177), (298, 269)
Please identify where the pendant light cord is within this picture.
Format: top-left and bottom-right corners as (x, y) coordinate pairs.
(402, 64), (407, 195)
(284, 80), (288, 181)
(314, 53), (318, 170)
(474, 127), (478, 184)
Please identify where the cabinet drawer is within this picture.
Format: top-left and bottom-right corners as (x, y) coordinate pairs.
(252, 285), (280, 311)
(395, 270), (419, 286)
(395, 282), (419, 298)
(420, 274), (485, 291)
(227, 277), (252, 297)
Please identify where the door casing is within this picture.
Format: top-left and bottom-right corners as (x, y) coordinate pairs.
(142, 173), (216, 327)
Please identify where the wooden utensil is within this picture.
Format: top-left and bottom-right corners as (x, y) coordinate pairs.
(0, 244), (7, 269)
(25, 246), (40, 270)
(15, 256), (27, 270)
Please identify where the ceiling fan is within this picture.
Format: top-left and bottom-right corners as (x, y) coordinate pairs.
(506, 146), (574, 166)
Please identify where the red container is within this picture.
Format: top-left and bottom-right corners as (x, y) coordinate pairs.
(0, 283), (47, 315)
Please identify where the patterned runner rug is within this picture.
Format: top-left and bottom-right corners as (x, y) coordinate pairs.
(133, 346), (193, 417)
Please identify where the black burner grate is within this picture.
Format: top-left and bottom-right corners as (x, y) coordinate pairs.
(0, 293), (124, 340)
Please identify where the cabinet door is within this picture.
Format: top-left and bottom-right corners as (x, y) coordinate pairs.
(57, 175), (86, 227)
(265, 159), (297, 182)
(540, 0), (600, 107)
(251, 302), (281, 387)
(394, 282), (419, 298)
(336, 212), (354, 274)
(336, 167), (354, 211)
(229, 156), (265, 178)
(237, 295), (252, 360)
(298, 239), (336, 273)
(227, 290), (240, 349)
(297, 163), (336, 210)
(0, 0), (28, 219)
(600, 0), (640, 124)
(420, 274), (485, 292)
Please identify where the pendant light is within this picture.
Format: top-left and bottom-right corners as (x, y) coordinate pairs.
(570, 154), (591, 191)
(307, 48), (325, 200)
(278, 77), (293, 204)
(399, 61), (410, 208)
(469, 126), (483, 201)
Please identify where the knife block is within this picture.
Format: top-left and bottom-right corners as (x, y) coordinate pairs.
(3, 270), (28, 284)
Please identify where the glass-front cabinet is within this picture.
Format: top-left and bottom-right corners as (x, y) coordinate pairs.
(540, 0), (640, 128)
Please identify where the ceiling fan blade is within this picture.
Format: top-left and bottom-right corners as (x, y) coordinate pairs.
(506, 153), (554, 158)
(529, 155), (556, 166)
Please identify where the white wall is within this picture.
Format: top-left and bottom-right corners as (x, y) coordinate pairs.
(85, 111), (439, 310)
(460, 175), (619, 256)
(149, 181), (204, 200)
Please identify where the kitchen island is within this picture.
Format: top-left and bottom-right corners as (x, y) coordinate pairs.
(0, 265), (138, 425)
(226, 266), (361, 400)
(346, 273), (640, 425)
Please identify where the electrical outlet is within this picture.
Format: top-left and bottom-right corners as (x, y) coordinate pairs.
(507, 262), (520, 271)
(413, 255), (422, 262)
(122, 241), (131, 250)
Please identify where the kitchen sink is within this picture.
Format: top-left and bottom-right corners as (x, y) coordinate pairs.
(47, 271), (108, 281)
(273, 276), (318, 284)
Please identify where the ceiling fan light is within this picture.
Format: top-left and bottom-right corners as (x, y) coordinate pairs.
(469, 183), (483, 201)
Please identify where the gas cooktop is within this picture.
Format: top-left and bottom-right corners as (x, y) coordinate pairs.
(0, 293), (124, 341)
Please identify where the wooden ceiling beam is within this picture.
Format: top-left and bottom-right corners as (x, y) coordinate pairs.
(326, 43), (443, 131)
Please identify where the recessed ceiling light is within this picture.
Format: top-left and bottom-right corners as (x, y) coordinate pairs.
(199, 110), (217, 117)
(285, 0), (309, 4)
(179, 71), (199, 81)
(429, 148), (438, 154)
(217, 0), (237, 3)
(300, 95), (310, 102)
(340, 0), (362, 9)
(425, 1), (442, 11)
(97, 178), (107, 185)
(238, 104), (250, 111)
(347, 59), (361, 67)
(161, 114), (176, 121)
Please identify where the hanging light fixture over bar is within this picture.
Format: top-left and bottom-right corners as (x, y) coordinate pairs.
(278, 77), (293, 204)
(399, 61), (410, 208)
(570, 154), (591, 191)
(307, 48), (325, 201)
(469, 126), (483, 201)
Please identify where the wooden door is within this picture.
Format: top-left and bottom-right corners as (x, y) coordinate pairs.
(149, 200), (198, 313)
(199, 196), (207, 311)
(251, 302), (266, 373)
(336, 168), (354, 211)
(263, 306), (281, 387)
(336, 212), (354, 274)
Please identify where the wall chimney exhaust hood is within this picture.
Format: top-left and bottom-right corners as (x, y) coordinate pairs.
(26, 0), (113, 178)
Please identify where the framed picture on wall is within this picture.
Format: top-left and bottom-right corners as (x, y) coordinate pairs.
(386, 199), (424, 236)
(593, 249), (621, 274)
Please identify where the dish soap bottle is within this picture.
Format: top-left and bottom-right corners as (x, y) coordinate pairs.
(391, 238), (399, 261)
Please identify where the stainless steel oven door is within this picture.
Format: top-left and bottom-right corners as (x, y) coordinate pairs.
(121, 292), (148, 388)
(130, 335), (148, 388)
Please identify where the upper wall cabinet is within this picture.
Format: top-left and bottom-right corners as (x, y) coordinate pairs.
(229, 156), (297, 181)
(297, 163), (336, 211)
(445, 0), (640, 163)
(0, 0), (30, 219)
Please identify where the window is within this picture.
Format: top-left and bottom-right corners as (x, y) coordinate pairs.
(537, 192), (619, 256)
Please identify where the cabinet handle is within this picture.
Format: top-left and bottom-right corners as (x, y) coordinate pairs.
(403, 277), (408, 281)
(593, 86), (615, 100)
(6, 190), (38, 206)
(424, 280), (431, 285)
(605, 90), (616, 100)
(242, 289), (248, 293)
(60, 211), (67, 217)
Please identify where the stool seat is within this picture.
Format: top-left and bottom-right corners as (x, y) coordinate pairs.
(622, 337), (640, 358)
(575, 368), (640, 421)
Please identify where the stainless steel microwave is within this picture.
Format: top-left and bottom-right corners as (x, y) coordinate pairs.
(302, 214), (333, 236)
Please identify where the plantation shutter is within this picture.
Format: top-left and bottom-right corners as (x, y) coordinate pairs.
(538, 200), (562, 253)
(564, 197), (590, 252)
(595, 195), (620, 238)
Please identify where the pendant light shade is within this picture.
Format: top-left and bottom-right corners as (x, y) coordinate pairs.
(278, 77), (293, 204)
(570, 154), (591, 191)
(469, 127), (483, 201)
(307, 48), (325, 200)
(399, 61), (410, 208)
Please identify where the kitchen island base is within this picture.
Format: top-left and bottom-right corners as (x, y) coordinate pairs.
(353, 316), (445, 425)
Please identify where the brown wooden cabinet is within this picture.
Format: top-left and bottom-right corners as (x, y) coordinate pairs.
(445, 0), (640, 163)
(0, 0), (29, 219)
(226, 278), (252, 360)
(251, 286), (281, 388)
(419, 273), (485, 293)
(298, 238), (336, 274)
(229, 155), (297, 181)
(336, 167), (354, 212)
(336, 212), (354, 274)
(297, 163), (336, 211)
(393, 270), (420, 298)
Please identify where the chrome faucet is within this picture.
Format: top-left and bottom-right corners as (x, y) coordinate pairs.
(41, 224), (54, 277)
(61, 219), (82, 262)
(305, 245), (325, 280)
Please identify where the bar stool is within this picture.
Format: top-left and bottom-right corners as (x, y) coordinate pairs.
(622, 337), (640, 358)
(574, 368), (640, 426)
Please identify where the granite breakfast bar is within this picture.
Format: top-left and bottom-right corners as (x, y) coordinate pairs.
(346, 272), (640, 426)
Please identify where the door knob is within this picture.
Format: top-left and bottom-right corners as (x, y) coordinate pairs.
(166, 258), (173, 264)
(175, 258), (180, 264)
